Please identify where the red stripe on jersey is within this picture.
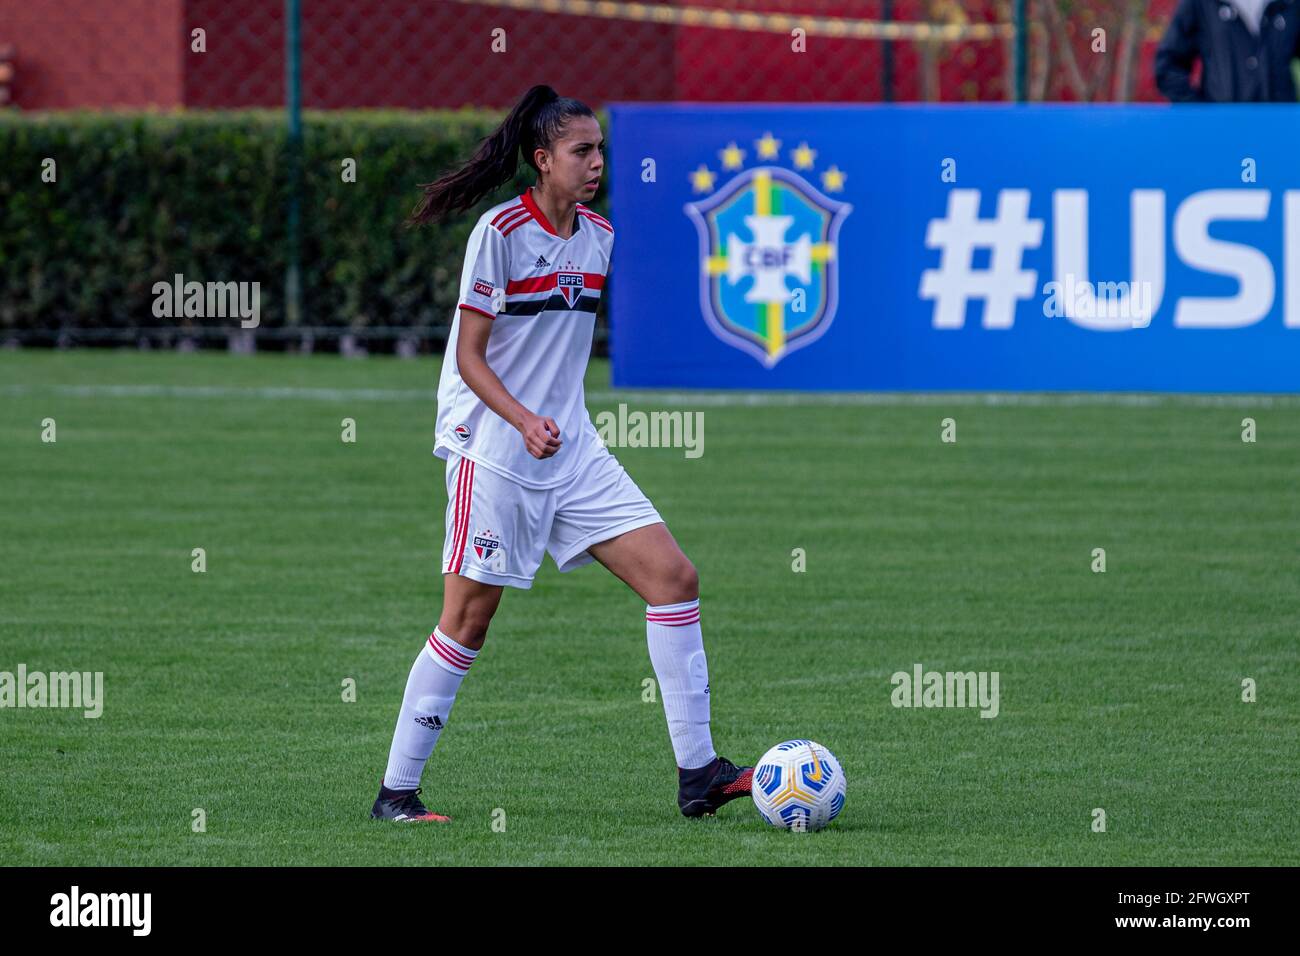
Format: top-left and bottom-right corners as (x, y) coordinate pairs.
(457, 302), (496, 320)
(576, 205), (613, 231)
(577, 211), (613, 233)
(491, 203), (525, 228)
(499, 211), (533, 237)
(504, 272), (606, 295)
(519, 188), (558, 236)
(497, 210), (530, 234)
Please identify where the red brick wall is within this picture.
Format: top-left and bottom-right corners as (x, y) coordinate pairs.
(0, 0), (183, 109)
(0, 0), (1180, 111)
(181, 0), (677, 110)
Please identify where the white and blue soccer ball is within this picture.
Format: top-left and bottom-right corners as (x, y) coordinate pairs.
(751, 739), (846, 831)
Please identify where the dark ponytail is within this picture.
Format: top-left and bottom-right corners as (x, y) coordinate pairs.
(407, 84), (596, 227)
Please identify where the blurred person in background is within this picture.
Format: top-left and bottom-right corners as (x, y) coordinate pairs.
(1156, 0), (1300, 101)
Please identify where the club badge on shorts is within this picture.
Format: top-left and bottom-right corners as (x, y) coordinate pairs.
(472, 528), (503, 567)
(454, 423), (471, 441)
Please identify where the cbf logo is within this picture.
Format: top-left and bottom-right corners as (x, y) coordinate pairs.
(557, 271), (584, 308)
(685, 133), (851, 367)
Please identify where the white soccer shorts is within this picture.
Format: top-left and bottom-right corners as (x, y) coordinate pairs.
(439, 439), (664, 589)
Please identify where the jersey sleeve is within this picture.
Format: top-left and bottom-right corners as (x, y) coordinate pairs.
(458, 221), (509, 319)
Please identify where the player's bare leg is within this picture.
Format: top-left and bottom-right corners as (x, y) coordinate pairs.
(438, 571), (505, 651)
(371, 573), (504, 822)
(586, 521), (697, 606)
(589, 523), (752, 817)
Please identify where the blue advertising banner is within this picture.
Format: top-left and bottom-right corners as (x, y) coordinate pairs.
(607, 104), (1300, 392)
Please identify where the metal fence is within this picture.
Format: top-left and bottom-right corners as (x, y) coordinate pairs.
(0, 0), (1192, 352)
(174, 0), (1179, 111)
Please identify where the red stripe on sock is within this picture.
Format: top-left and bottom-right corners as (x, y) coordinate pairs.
(647, 605), (700, 624)
(647, 612), (700, 626)
(427, 634), (470, 672)
(430, 631), (474, 668)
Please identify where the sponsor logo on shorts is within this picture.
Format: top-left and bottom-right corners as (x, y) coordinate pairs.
(472, 276), (494, 298)
(454, 423), (471, 441)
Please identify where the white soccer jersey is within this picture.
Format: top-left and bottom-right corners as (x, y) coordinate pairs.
(434, 187), (614, 488)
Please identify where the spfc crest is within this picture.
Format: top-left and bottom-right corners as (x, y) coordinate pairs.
(685, 165), (851, 367)
(557, 272), (585, 308)
(472, 528), (502, 564)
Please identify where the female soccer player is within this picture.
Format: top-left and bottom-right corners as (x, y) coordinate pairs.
(370, 85), (752, 823)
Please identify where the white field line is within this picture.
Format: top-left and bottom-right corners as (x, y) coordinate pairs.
(2, 383), (1299, 408)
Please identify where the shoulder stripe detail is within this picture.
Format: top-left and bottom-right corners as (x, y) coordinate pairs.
(499, 210), (533, 237)
(496, 206), (529, 228)
(491, 202), (526, 228)
(577, 205), (611, 227)
(577, 210), (613, 233)
(576, 205), (611, 228)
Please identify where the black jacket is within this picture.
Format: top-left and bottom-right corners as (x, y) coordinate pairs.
(1155, 0), (1300, 101)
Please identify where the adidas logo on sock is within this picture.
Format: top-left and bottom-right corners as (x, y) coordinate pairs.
(534, 254), (550, 268)
(415, 715), (444, 731)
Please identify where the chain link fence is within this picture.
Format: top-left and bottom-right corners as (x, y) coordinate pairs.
(174, 0), (1180, 110)
(0, 0), (1195, 351)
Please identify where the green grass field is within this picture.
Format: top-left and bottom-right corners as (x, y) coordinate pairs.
(2, 350), (1297, 865)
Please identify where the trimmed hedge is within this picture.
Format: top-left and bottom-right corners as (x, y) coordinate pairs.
(0, 110), (609, 338)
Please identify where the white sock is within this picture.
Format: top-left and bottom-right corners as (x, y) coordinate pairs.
(382, 626), (478, 790)
(645, 598), (716, 770)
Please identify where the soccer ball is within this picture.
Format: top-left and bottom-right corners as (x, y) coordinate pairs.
(751, 739), (846, 831)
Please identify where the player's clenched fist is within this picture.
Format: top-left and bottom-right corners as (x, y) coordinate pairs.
(518, 411), (562, 459)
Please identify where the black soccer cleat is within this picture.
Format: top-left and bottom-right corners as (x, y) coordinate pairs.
(370, 782), (451, 823)
(677, 755), (754, 818)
